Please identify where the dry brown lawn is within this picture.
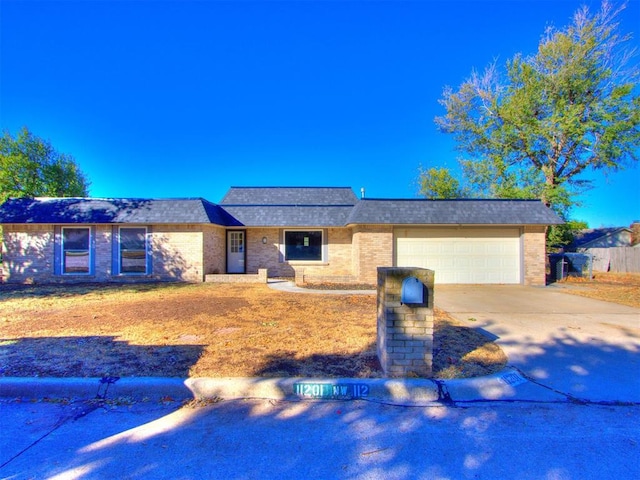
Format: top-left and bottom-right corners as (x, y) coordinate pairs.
(0, 282), (507, 380)
(556, 272), (640, 308)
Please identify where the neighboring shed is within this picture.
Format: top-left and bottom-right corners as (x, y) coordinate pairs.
(569, 227), (635, 250)
(568, 226), (640, 273)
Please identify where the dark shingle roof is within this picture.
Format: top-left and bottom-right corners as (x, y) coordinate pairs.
(220, 187), (358, 227)
(0, 197), (242, 226)
(220, 205), (354, 227)
(346, 199), (564, 225)
(220, 187), (358, 205)
(0, 191), (563, 228)
(569, 227), (632, 249)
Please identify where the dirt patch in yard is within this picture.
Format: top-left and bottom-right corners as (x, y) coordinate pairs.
(0, 282), (506, 380)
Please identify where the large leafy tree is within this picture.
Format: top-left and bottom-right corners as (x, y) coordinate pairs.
(0, 127), (90, 203)
(424, 1), (639, 220)
(417, 166), (463, 199)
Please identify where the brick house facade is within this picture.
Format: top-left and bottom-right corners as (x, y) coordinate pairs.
(0, 188), (562, 286)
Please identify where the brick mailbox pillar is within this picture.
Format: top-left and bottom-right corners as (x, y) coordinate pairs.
(377, 267), (435, 377)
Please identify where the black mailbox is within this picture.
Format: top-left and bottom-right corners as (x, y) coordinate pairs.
(401, 276), (424, 304)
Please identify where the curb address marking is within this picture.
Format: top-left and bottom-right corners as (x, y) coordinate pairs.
(294, 382), (370, 399)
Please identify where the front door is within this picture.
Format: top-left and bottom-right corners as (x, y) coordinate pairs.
(227, 230), (245, 273)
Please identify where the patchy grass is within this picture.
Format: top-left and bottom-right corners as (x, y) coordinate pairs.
(432, 309), (507, 379)
(0, 282), (506, 379)
(555, 272), (640, 308)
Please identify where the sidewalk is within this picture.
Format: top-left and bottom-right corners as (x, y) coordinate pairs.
(266, 279), (376, 294)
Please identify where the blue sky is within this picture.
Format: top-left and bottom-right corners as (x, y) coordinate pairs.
(1, 0), (638, 227)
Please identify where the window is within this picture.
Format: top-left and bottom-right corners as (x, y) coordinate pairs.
(62, 227), (91, 274)
(229, 231), (244, 253)
(119, 227), (148, 274)
(284, 230), (323, 261)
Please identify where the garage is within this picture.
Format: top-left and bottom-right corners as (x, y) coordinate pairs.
(395, 227), (522, 284)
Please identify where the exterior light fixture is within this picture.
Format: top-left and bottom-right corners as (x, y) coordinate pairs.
(262, 236), (268, 244)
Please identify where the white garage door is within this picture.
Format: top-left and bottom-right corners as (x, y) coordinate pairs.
(396, 228), (522, 284)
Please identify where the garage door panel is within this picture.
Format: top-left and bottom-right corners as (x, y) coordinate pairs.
(485, 244), (505, 255)
(454, 243), (475, 255)
(396, 228), (521, 284)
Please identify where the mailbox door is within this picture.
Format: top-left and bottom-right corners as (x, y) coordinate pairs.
(401, 276), (424, 304)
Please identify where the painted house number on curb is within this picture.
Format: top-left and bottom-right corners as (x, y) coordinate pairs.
(293, 382), (370, 399)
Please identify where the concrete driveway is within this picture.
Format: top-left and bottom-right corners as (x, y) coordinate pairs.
(435, 284), (640, 403)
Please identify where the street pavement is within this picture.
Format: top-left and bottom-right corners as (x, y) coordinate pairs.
(1, 396), (637, 479)
(1, 283), (639, 479)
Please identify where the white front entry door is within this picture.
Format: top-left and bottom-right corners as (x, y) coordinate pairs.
(227, 231), (245, 273)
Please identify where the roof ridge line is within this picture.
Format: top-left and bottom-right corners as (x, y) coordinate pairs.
(32, 196), (213, 202)
(222, 203), (355, 207)
(359, 198), (543, 202)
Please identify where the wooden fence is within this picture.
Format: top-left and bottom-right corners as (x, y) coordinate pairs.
(582, 247), (640, 273)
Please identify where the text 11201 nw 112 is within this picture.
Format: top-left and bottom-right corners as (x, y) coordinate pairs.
(293, 382), (370, 399)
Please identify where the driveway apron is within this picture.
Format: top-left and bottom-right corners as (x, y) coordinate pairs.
(435, 285), (640, 403)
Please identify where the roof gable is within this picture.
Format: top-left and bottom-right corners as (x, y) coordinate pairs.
(570, 227), (633, 249)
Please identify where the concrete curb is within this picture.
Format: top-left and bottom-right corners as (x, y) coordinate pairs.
(0, 367), (564, 405)
(443, 367), (568, 403)
(0, 377), (191, 402)
(0, 376), (440, 404)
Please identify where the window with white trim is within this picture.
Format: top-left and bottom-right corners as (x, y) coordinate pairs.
(284, 230), (323, 261)
(119, 227), (148, 274)
(62, 227), (91, 274)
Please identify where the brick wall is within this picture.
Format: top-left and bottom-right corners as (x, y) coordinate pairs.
(245, 228), (285, 276)
(377, 267), (434, 377)
(523, 225), (547, 286)
(1, 223), (214, 284)
(294, 228), (354, 283)
(245, 227), (358, 282)
(2, 224), (119, 283)
(352, 225), (394, 284)
(94, 226), (112, 280)
(151, 225), (205, 282)
(203, 225), (226, 275)
(3, 222), (551, 286)
(1, 224), (54, 283)
(205, 268), (267, 283)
